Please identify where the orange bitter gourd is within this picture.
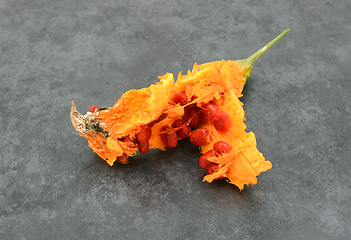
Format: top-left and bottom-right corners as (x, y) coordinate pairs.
(70, 29), (289, 190)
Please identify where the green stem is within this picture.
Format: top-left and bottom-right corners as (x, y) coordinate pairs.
(236, 29), (289, 78)
(246, 29), (289, 66)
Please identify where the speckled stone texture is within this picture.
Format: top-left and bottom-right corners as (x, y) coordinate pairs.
(1, 0), (350, 239)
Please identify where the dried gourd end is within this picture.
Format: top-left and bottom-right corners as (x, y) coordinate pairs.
(70, 100), (109, 138)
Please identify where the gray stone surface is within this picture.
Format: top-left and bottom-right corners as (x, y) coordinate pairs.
(1, 0), (350, 239)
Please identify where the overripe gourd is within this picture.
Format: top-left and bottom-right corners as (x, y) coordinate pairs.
(70, 29), (289, 190)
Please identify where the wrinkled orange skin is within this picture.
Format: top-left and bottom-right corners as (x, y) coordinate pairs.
(71, 60), (272, 190)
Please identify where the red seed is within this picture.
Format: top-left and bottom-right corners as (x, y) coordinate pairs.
(190, 113), (200, 127)
(177, 126), (191, 138)
(117, 153), (128, 163)
(199, 150), (215, 169)
(139, 142), (149, 154)
(124, 135), (133, 142)
(212, 112), (231, 133)
(148, 113), (167, 127)
(190, 128), (209, 146)
(203, 103), (220, 120)
(172, 119), (191, 138)
(207, 164), (224, 180)
(172, 119), (186, 128)
(89, 105), (99, 113)
(207, 164), (219, 175)
(160, 127), (178, 148)
(173, 91), (188, 106)
(119, 135), (134, 146)
(136, 125), (152, 143)
(213, 141), (232, 154)
(184, 106), (201, 127)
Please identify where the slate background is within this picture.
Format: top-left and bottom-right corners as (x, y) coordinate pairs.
(1, 0), (350, 239)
